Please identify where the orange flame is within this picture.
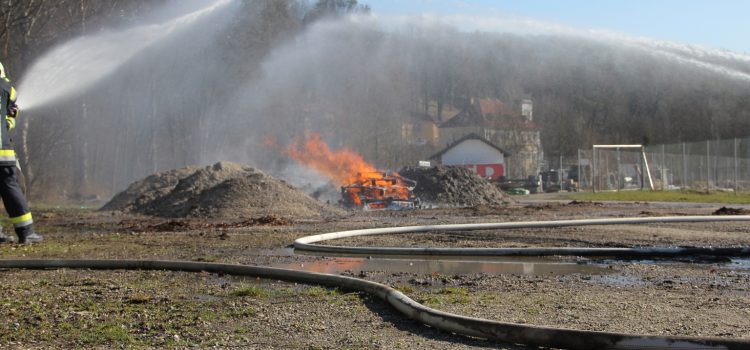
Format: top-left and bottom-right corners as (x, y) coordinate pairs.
(286, 133), (377, 185)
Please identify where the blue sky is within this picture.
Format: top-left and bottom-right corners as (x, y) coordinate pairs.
(368, 0), (750, 54)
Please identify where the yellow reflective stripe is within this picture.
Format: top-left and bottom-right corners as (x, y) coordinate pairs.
(13, 219), (33, 228)
(9, 86), (15, 101)
(0, 149), (16, 162)
(6, 116), (14, 130)
(10, 212), (32, 225)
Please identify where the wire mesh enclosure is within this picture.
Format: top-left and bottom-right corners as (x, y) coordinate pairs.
(575, 138), (750, 192)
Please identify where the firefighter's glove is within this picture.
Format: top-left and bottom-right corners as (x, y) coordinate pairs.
(8, 102), (18, 118)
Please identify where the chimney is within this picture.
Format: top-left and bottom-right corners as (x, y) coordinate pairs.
(521, 99), (533, 122)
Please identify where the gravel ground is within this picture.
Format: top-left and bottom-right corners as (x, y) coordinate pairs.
(0, 200), (748, 349)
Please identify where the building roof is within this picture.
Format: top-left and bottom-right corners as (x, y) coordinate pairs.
(438, 107), (477, 127)
(439, 98), (538, 129)
(478, 98), (515, 117)
(408, 111), (438, 123)
(429, 132), (511, 160)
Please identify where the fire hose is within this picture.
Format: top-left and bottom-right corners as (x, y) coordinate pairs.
(294, 215), (750, 257)
(3, 215), (750, 349)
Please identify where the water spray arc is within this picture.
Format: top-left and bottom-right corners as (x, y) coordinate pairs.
(17, 0), (235, 111)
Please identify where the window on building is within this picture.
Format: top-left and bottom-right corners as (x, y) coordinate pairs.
(401, 123), (414, 141)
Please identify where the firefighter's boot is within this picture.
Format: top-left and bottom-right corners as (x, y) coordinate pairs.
(16, 225), (42, 244)
(0, 227), (14, 243)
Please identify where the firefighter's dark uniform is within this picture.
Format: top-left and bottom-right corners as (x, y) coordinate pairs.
(0, 66), (40, 244)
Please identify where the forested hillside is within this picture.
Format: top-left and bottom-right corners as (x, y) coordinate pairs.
(1, 0), (748, 201)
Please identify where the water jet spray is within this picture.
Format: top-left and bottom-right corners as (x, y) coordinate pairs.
(17, 0), (234, 112)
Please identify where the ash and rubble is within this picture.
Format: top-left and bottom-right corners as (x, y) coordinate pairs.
(101, 161), (346, 219)
(298, 164), (513, 209)
(399, 165), (512, 207)
(102, 163), (513, 218)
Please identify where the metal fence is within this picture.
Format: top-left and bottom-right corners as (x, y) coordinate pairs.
(573, 138), (750, 192)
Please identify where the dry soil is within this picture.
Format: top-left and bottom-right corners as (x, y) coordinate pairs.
(0, 199), (748, 349)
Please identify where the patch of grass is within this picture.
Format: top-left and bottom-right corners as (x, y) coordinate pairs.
(126, 293), (152, 304)
(197, 307), (222, 321)
(438, 286), (469, 296)
(480, 293), (497, 302)
(305, 286), (341, 297)
(450, 294), (471, 305)
(571, 190), (750, 204)
(393, 284), (415, 294)
(419, 287), (473, 306)
(79, 322), (134, 345)
(525, 307), (540, 315)
(80, 278), (98, 286)
(30, 242), (77, 254)
(194, 255), (220, 262)
(230, 284), (268, 298)
(0, 268), (288, 348)
(78, 298), (100, 312)
(418, 295), (442, 306)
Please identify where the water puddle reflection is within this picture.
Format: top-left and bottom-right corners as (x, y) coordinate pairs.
(275, 256), (607, 276)
(725, 258), (750, 274)
(264, 249), (750, 277)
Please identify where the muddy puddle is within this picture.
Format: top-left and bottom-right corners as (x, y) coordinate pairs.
(726, 258), (750, 273)
(274, 256), (608, 275)
(259, 248), (750, 277)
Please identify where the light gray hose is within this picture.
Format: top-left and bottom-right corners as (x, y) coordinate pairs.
(0, 259), (746, 350)
(294, 215), (750, 257)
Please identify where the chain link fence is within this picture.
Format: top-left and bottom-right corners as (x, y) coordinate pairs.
(538, 154), (582, 192)
(573, 138), (750, 192)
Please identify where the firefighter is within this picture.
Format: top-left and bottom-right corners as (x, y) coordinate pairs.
(0, 61), (42, 244)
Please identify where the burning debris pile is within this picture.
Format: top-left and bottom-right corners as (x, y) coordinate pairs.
(339, 171), (420, 210)
(101, 162), (345, 219)
(286, 133), (420, 210)
(399, 165), (512, 207)
(284, 134), (509, 209)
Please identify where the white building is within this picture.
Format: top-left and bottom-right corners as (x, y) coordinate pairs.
(429, 133), (509, 180)
(439, 98), (542, 179)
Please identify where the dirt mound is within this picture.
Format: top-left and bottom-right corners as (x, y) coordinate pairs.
(121, 215), (291, 233)
(399, 165), (512, 207)
(713, 206), (750, 215)
(101, 165), (201, 213)
(101, 162), (345, 219)
(568, 200), (603, 206)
